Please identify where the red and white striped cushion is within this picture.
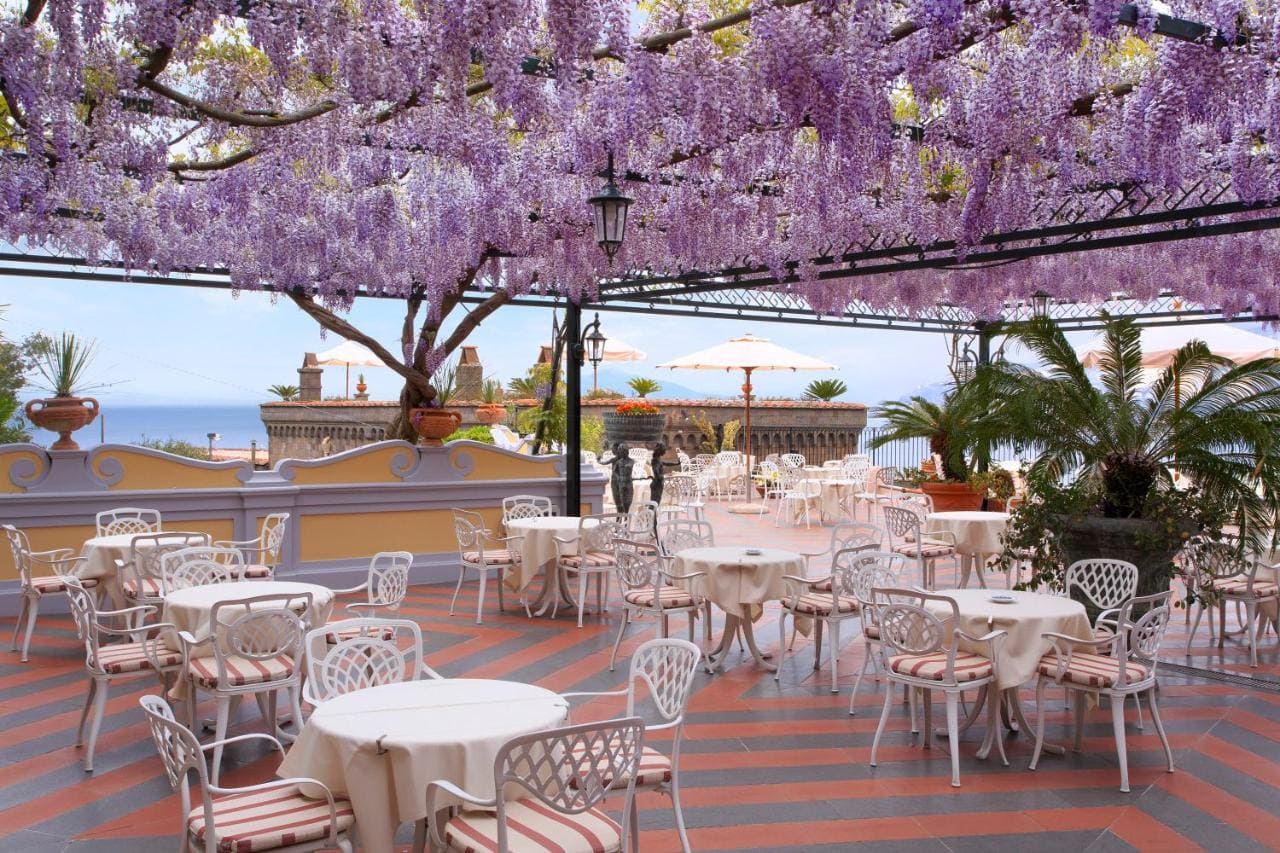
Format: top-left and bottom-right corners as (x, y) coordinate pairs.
(1210, 576), (1279, 597)
(560, 551), (617, 568)
(623, 586), (698, 608)
(892, 541), (954, 558)
(324, 625), (397, 643)
(788, 592), (857, 615)
(863, 623), (881, 640)
(1037, 652), (1149, 688)
(123, 577), (164, 599)
(444, 798), (621, 853)
(809, 577), (834, 592)
(188, 653), (296, 689)
(96, 639), (183, 674)
(187, 784), (354, 852)
(888, 651), (993, 682)
(568, 744), (673, 789)
(238, 564), (274, 579)
(462, 549), (517, 565)
(30, 576), (98, 593)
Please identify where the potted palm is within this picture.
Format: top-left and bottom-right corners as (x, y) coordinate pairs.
(267, 384), (300, 401)
(869, 380), (993, 511)
(410, 360), (461, 446)
(985, 316), (1280, 595)
(26, 332), (100, 450)
(803, 378), (848, 401)
(355, 373), (368, 395)
(475, 379), (506, 425)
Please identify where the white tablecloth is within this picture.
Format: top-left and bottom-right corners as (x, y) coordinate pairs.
(505, 516), (587, 591)
(278, 679), (568, 853)
(928, 589), (1091, 688)
(927, 511), (1010, 555)
(671, 546), (802, 620)
(76, 533), (153, 608)
(162, 580), (335, 653)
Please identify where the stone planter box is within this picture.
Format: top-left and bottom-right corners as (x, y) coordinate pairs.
(603, 413), (666, 446)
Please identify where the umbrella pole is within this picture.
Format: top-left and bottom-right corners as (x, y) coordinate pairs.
(593, 363), (599, 393)
(345, 363), (350, 399)
(742, 367), (754, 466)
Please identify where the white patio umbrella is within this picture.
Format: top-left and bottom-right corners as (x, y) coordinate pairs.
(590, 335), (646, 392)
(657, 333), (836, 469)
(316, 340), (387, 399)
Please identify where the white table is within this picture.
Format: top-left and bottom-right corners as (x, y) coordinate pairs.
(76, 532), (156, 607)
(163, 580), (336, 653)
(277, 679), (568, 853)
(672, 546), (803, 671)
(504, 515), (591, 615)
(927, 511), (1011, 588)
(927, 588), (1092, 758)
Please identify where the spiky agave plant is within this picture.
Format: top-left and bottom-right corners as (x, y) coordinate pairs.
(33, 332), (98, 397)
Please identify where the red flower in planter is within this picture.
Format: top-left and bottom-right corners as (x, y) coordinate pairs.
(615, 401), (661, 416)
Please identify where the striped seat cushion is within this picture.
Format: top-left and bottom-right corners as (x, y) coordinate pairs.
(238, 564), (273, 579)
(788, 592), (858, 615)
(808, 577), (834, 592)
(123, 577), (164, 599)
(622, 586), (698, 609)
(1209, 576), (1279, 597)
(1037, 652), (1149, 688)
(30, 576), (98, 593)
(560, 551), (617, 569)
(568, 744), (673, 788)
(888, 651), (993, 682)
(188, 653), (296, 689)
(462, 549), (517, 565)
(863, 623), (881, 640)
(187, 784), (354, 852)
(96, 639), (183, 674)
(892, 541), (954, 558)
(324, 625), (397, 643)
(444, 798), (621, 853)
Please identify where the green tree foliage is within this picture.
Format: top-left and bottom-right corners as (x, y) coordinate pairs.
(268, 384), (300, 401)
(627, 377), (662, 398)
(803, 378), (849, 401)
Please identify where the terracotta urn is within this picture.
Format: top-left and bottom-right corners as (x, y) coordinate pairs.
(475, 404), (506, 425)
(920, 480), (984, 511)
(411, 407), (462, 447)
(355, 382), (368, 394)
(26, 396), (99, 451)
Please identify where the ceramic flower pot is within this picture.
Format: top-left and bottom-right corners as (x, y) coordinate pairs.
(920, 481), (984, 511)
(26, 395), (99, 451)
(475, 404), (506, 425)
(411, 407), (461, 447)
(355, 382), (368, 394)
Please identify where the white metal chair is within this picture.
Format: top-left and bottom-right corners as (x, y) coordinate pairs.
(64, 577), (183, 771)
(882, 504), (957, 589)
(331, 550), (413, 633)
(554, 513), (627, 627)
(121, 532), (212, 613)
(775, 478), (821, 528)
(303, 617), (438, 706)
(502, 494), (557, 522)
(869, 588), (1007, 787)
(95, 507), (162, 536)
(425, 717), (645, 853)
(160, 546), (243, 592)
(4, 524), (96, 662)
(801, 522), (884, 589)
(776, 549), (865, 693)
(1064, 558), (1139, 639)
(854, 466), (899, 521)
(563, 638), (702, 853)
(608, 540), (706, 670)
(845, 551), (908, 715)
(177, 592), (312, 786)
(139, 694), (356, 853)
(657, 518), (715, 556)
(780, 452), (806, 469)
(1031, 590), (1176, 792)
(627, 500), (659, 544)
(450, 509), (514, 624)
(1185, 542), (1277, 667)
(214, 512), (289, 579)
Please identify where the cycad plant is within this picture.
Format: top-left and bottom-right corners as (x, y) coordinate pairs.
(803, 378), (848, 401)
(869, 378), (994, 481)
(267, 384), (300, 401)
(627, 377), (661, 398)
(978, 316), (1280, 538)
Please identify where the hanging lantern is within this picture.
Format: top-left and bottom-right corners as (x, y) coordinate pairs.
(588, 152), (632, 262)
(1031, 290), (1052, 318)
(582, 313), (607, 367)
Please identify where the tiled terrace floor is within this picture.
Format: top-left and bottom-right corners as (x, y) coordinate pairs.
(1, 502), (1278, 852)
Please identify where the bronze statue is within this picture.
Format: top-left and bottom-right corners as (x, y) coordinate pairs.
(602, 441), (634, 513)
(650, 442), (673, 506)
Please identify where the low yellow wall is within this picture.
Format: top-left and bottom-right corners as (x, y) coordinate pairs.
(0, 446), (46, 494)
(0, 518), (235, 582)
(451, 445), (562, 481)
(287, 444), (417, 486)
(92, 448), (247, 491)
(298, 506), (506, 561)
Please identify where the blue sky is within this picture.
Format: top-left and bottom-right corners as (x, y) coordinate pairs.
(0, 276), (956, 407)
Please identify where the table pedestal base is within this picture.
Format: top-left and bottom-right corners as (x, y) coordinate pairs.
(727, 502), (769, 515)
(706, 610), (776, 672)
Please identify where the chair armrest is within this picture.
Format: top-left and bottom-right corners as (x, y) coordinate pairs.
(201, 732), (285, 754)
(955, 629), (1007, 679)
(426, 780), (495, 848)
(96, 604), (158, 620)
(32, 548), (76, 561)
(207, 777), (342, 843)
(922, 529), (958, 545)
(330, 582), (369, 596)
(212, 538), (256, 549)
(560, 688), (629, 703)
(552, 534), (578, 545)
(344, 601), (400, 616)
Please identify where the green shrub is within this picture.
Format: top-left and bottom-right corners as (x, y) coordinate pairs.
(445, 425), (495, 444)
(136, 435), (210, 460)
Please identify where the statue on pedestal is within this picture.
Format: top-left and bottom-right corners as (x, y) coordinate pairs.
(602, 441), (634, 513)
(650, 442), (673, 507)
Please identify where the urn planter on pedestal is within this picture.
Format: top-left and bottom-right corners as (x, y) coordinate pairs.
(411, 408), (462, 447)
(603, 401), (665, 446)
(26, 396), (99, 451)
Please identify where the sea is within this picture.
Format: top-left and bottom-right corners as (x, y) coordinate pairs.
(82, 405), (267, 449)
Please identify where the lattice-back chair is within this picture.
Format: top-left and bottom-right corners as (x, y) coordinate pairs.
(502, 494), (557, 522)
(1064, 558), (1139, 639)
(840, 455), (873, 494)
(214, 512), (289, 580)
(4, 523), (95, 662)
(780, 452), (806, 469)
(713, 450), (743, 468)
(844, 550), (909, 715)
(1031, 590), (1176, 792)
(95, 507), (162, 537)
(627, 500), (659, 545)
(178, 592), (312, 785)
(65, 577), (183, 771)
(801, 522), (884, 589)
(659, 473), (703, 521)
(303, 618), (439, 706)
(775, 478), (821, 528)
(161, 546), (242, 593)
(606, 540), (706, 671)
(869, 588), (1007, 787)
(121, 532), (211, 614)
(854, 466), (899, 521)
(332, 550), (413, 631)
(692, 453), (716, 470)
(139, 694), (356, 853)
(426, 717), (645, 853)
(554, 513), (627, 627)
(657, 518), (715, 557)
(1184, 542), (1277, 667)
(776, 544), (866, 693)
(450, 508), (515, 624)
(563, 638), (702, 853)
(882, 504), (956, 589)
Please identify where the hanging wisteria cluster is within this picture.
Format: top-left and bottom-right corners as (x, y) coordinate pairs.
(4, 0), (1280, 401)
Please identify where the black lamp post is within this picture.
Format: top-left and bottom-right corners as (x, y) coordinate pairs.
(588, 152), (632, 263)
(577, 313), (607, 391)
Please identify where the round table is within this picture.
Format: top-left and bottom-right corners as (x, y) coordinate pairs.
(504, 516), (592, 615)
(818, 479), (859, 524)
(163, 580), (336, 652)
(277, 678), (568, 853)
(672, 546), (803, 671)
(76, 532), (159, 608)
(927, 511), (1011, 588)
(926, 588), (1092, 759)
